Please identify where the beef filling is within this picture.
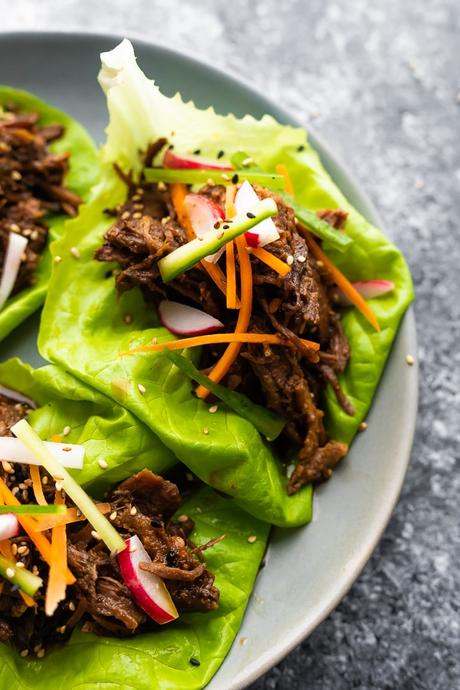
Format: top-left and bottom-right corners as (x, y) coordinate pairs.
(0, 394), (218, 655)
(96, 148), (355, 491)
(0, 105), (80, 297)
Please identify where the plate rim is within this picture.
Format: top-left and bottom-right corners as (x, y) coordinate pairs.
(0, 29), (418, 689)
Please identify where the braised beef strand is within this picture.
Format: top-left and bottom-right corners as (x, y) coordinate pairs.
(0, 105), (80, 297)
(96, 150), (355, 492)
(0, 395), (218, 655)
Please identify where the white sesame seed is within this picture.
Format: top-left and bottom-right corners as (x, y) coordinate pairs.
(359, 421), (368, 432)
(36, 649), (45, 659)
(11, 170), (21, 180)
(202, 427), (209, 435)
(20, 649), (29, 657)
(2, 460), (14, 474)
(206, 178), (215, 186)
(57, 625), (66, 634)
(131, 194), (141, 202)
(11, 544), (18, 555)
(316, 260), (324, 268)
(9, 223), (20, 233)
(137, 383), (146, 394)
(98, 459), (108, 470)
(16, 562), (25, 569)
(406, 354), (415, 365)
(33, 644), (42, 654)
(70, 247), (80, 259)
(242, 157), (253, 167)
(297, 255), (306, 263)
(161, 216), (171, 226)
(129, 542), (137, 553)
(208, 405), (218, 414)
(42, 476), (48, 485)
(221, 173), (231, 181)
(123, 313), (133, 325)
(286, 255), (294, 266)
(17, 546), (28, 555)
(11, 486), (19, 496)
(91, 530), (101, 540)
(130, 506), (137, 516)
(63, 426), (71, 436)
(121, 211), (130, 220)
(247, 535), (257, 544)
(109, 511), (117, 521)
(6, 567), (15, 578)
(216, 231), (224, 240)
(132, 212), (142, 219)
(68, 601), (76, 612)
(30, 230), (39, 241)
(157, 181), (167, 192)
(53, 255), (62, 264)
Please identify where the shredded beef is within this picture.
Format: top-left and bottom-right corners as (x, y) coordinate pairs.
(0, 105), (79, 297)
(0, 396), (219, 654)
(95, 147), (355, 492)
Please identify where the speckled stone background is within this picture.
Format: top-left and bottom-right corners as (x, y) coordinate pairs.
(1, 1), (459, 688)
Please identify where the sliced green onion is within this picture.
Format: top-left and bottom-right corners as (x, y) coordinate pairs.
(0, 504), (67, 515)
(278, 192), (352, 252)
(144, 167), (286, 190)
(158, 197), (278, 283)
(0, 553), (43, 597)
(11, 420), (126, 555)
(165, 352), (286, 441)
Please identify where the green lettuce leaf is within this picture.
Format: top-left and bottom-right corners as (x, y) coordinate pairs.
(0, 87), (100, 342)
(39, 39), (413, 526)
(0, 358), (269, 689)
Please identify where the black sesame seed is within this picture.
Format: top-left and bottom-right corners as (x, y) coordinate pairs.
(104, 270), (113, 279)
(193, 149), (201, 155)
(217, 150), (224, 159)
(168, 144), (174, 150)
(297, 144), (305, 152)
(222, 224), (230, 230)
(246, 212), (256, 219)
(190, 658), (201, 667)
(231, 173), (239, 184)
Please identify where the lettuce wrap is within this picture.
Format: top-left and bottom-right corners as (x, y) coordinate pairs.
(0, 87), (100, 342)
(0, 358), (269, 689)
(39, 40), (414, 527)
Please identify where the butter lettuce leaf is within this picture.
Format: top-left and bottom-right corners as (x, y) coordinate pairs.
(0, 87), (100, 342)
(39, 39), (413, 527)
(0, 358), (269, 689)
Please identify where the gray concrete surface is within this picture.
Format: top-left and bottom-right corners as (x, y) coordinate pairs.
(1, 1), (459, 688)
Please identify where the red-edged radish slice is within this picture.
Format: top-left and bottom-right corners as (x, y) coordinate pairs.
(118, 535), (178, 625)
(0, 232), (28, 311)
(163, 149), (232, 171)
(184, 193), (225, 263)
(159, 300), (224, 336)
(0, 385), (36, 409)
(336, 280), (395, 306)
(0, 513), (20, 541)
(234, 181), (279, 247)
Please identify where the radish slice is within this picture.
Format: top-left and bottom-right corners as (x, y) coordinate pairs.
(0, 437), (84, 470)
(159, 300), (224, 336)
(118, 535), (179, 625)
(336, 280), (395, 306)
(0, 232), (28, 311)
(0, 513), (20, 540)
(184, 193), (225, 263)
(163, 149), (232, 171)
(234, 181), (279, 247)
(0, 385), (37, 409)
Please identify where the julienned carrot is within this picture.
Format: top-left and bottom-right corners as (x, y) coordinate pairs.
(50, 434), (62, 443)
(225, 186), (238, 309)
(0, 478), (75, 585)
(170, 182), (229, 300)
(45, 491), (68, 616)
(195, 236), (254, 398)
(32, 503), (111, 532)
(122, 332), (320, 355)
(302, 232), (381, 332)
(250, 246), (291, 276)
(30, 465), (47, 506)
(275, 163), (294, 195)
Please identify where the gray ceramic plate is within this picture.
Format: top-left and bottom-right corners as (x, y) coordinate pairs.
(0, 32), (417, 690)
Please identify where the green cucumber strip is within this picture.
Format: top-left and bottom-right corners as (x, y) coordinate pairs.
(0, 504), (66, 515)
(158, 197), (278, 283)
(165, 352), (286, 440)
(11, 420), (126, 555)
(0, 554), (43, 597)
(144, 167), (286, 190)
(277, 192), (352, 252)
